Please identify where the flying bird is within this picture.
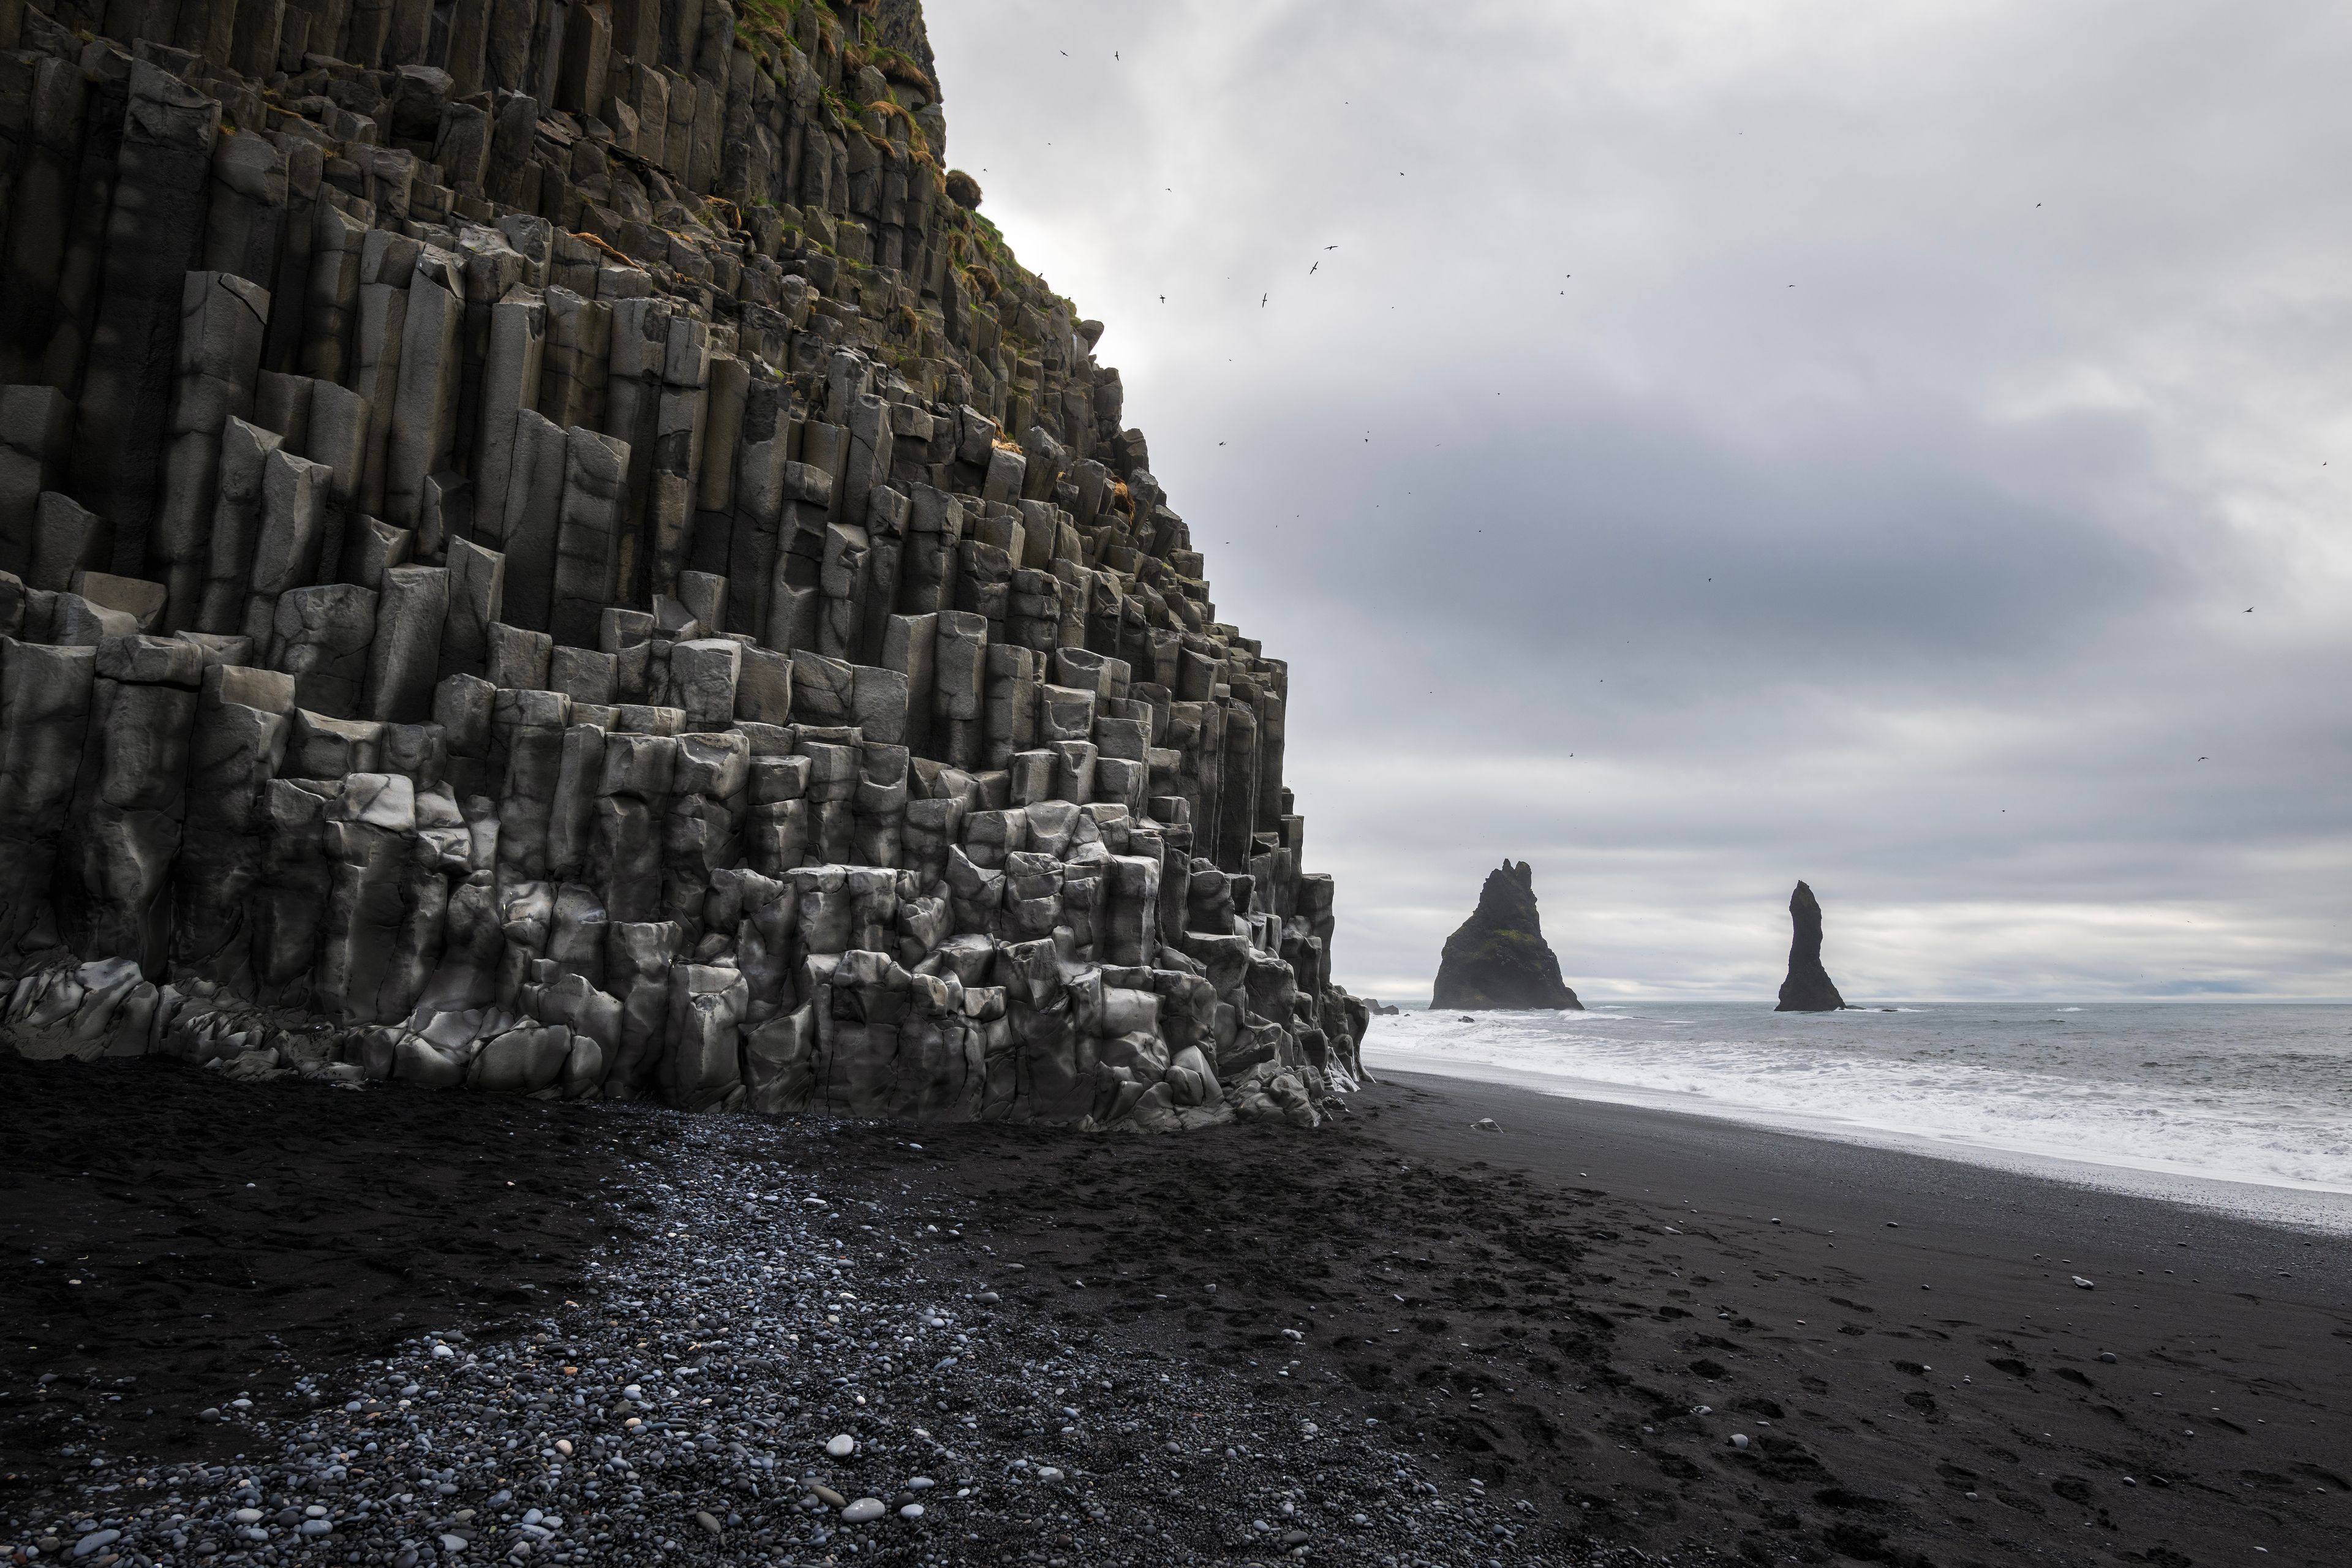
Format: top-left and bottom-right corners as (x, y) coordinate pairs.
(1325, 245), (1338, 250)
(1308, 261), (1317, 275)
(1261, 292), (1268, 307)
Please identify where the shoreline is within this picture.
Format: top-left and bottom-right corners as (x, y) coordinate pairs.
(1366, 1068), (2352, 1301)
(1363, 1040), (2352, 1233)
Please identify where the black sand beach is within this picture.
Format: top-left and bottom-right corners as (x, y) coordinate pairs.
(7, 1056), (2348, 1566)
(823, 1073), (2352, 1566)
(0, 1050), (645, 1492)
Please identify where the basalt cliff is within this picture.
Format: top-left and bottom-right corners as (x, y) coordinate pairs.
(0, 0), (1365, 1129)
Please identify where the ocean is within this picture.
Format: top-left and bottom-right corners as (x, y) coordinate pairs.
(1363, 1002), (2352, 1212)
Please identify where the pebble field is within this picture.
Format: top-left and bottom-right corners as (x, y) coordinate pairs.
(6, 1106), (1573, 1568)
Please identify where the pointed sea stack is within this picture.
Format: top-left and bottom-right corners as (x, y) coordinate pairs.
(1776, 880), (1849, 1012)
(1431, 861), (1583, 1011)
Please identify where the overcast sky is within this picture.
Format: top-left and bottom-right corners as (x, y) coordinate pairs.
(924, 0), (2352, 1004)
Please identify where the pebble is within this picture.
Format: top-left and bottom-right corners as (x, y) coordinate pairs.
(6, 1108), (1529, 1567)
(1730, 1434), (1751, 1449)
(2073, 1275), (2096, 1289)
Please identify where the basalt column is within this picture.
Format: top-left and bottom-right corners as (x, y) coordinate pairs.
(0, 0), (1369, 1131)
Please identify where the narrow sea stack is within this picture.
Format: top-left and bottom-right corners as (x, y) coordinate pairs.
(0, 0), (1366, 1130)
(1775, 879), (1848, 1012)
(1430, 860), (1581, 1011)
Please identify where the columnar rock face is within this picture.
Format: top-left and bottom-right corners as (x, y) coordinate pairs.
(1774, 879), (1847, 1012)
(1430, 860), (1581, 1011)
(0, 0), (1366, 1130)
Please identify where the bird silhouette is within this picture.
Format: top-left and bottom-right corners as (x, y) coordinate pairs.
(2245, 606), (2253, 612)
(1308, 262), (1317, 275)
(1261, 293), (1268, 307)
(1325, 245), (1338, 251)
(2199, 756), (2208, 761)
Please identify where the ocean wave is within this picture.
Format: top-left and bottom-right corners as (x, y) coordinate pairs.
(1363, 1003), (2352, 1194)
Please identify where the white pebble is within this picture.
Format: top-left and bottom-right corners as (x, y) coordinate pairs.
(826, 1433), (857, 1458)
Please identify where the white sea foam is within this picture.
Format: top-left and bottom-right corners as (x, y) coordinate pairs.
(1365, 1003), (2352, 1198)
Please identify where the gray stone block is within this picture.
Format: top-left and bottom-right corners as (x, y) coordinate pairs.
(270, 582), (377, 716)
(363, 563), (448, 722)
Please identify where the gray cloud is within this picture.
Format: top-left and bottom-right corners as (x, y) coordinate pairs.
(928, 1), (2352, 1001)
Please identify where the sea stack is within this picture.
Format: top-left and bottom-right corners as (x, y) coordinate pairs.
(1431, 861), (1583, 1011)
(1776, 880), (1849, 1012)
